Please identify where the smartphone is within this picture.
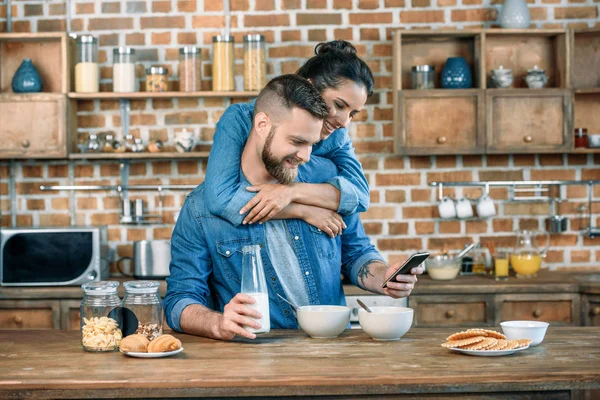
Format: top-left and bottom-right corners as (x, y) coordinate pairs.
(381, 252), (429, 289)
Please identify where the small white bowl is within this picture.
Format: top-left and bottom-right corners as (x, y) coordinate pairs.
(297, 305), (351, 339)
(358, 306), (414, 341)
(500, 320), (549, 346)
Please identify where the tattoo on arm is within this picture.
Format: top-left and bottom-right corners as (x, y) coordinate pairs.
(357, 260), (386, 288)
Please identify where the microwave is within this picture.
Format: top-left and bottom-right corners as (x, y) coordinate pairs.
(0, 227), (109, 286)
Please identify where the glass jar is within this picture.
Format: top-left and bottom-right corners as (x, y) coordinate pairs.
(113, 47), (136, 92)
(411, 65), (435, 90)
(80, 281), (122, 352)
(124, 134), (135, 152)
(102, 133), (119, 153)
(212, 35), (235, 91)
(145, 66), (168, 92)
(575, 127), (588, 148)
(122, 281), (163, 341)
(179, 46), (201, 92)
(244, 34), (266, 91)
(75, 35), (99, 93)
(85, 133), (100, 153)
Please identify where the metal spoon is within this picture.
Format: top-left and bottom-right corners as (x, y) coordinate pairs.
(454, 242), (476, 261)
(356, 299), (373, 313)
(276, 293), (299, 312)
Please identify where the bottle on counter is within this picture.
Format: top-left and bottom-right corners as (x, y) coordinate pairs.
(145, 66), (168, 92)
(243, 34), (266, 91)
(122, 281), (164, 341)
(113, 47), (136, 92)
(179, 46), (201, 92)
(75, 35), (99, 93)
(212, 35), (235, 91)
(80, 281), (122, 352)
(241, 245), (270, 334)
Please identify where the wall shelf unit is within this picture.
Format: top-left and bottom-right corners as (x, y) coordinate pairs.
(67, 91), (258, 100)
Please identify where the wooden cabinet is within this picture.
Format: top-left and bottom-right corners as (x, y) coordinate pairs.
(582, 295), (600, 326)
(409, 294), (494, 327)
(0, 300), (60, 329)
(60, 300), (81, 330)
(495, 293), (580, 326)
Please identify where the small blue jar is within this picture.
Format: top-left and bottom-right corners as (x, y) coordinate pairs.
(441, 57), (472, 89)
(11, 58), (43, 93)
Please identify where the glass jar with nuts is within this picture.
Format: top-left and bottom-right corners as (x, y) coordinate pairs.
(145, 66), (168, 92)
(80, 281), (123, 352)
(122, 281), (163, 341)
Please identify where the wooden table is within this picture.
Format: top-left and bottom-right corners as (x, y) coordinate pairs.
(0, 327), (599, 399)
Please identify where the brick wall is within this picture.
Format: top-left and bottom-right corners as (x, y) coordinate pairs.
(1, 0), (599, 273)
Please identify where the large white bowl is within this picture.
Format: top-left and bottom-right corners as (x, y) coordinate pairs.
(358, 306), (414, 341)
(500, 320), (549, 346)
(297, 305), (351, 339)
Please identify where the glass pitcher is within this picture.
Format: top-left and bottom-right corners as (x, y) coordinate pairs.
(510, 230), (550, 278)
(241, 245), (270, 334)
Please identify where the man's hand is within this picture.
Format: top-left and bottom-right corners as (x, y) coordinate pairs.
(240, 184), (294, 224)
(381, 263), (424, 299)
(301, 205), (346, 238)
(215, 293), (262, 340)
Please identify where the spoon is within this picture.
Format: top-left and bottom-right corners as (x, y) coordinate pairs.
(356, 299), (373, 313)
(276, 293), (299, 312)
(454, 242), (476, 261)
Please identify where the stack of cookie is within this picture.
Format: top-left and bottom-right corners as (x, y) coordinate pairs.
(441, 328), (531, 351)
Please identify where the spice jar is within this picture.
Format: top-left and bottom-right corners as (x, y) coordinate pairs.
(575, 128), (588, 148)
(243, 34), (266, 91)
(122, 281), (163, 341)
(145, 66), (168, 92)
(179, 46), (201, 92)
(212, 35), (235, 91)
(80, 281), (122, 352)
(75, 35), (99, 93)
(113, 47), (136, 92)
(148, 139), (163, 153)
(411, 65), (435, 90)
(85, 133), (100, 153)
(102, 133), (119, 153)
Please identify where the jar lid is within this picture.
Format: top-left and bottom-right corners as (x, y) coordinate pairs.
(114, 47), (135, 55)
(412, 65), (434, 72)
(124, 280), (160, 293)
(244, 34), (265, 43)
(82, 281), (119, 295)
(77, 35), (97, 44)
(147, 66), (168, 75)
(575, 127), (588, 135)
(213, 35), (234, 43)
(179, 46), (200, 54)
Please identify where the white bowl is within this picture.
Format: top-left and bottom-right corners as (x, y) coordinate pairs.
(358, 306), (414, 341)
(297, 305), (351, 339)
(500, 320), (549, 346)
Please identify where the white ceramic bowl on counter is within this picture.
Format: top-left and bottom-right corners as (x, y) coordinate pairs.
(358, 306), (414, 341)
(297, 305), (351, 339)
(500, 320), (549, 346)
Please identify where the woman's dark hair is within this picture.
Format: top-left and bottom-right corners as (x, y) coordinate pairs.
(296, 40), (374, 97)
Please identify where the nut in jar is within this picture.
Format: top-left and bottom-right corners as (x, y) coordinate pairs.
(80, 281), (123, 352)
(146, 66), (168, 92)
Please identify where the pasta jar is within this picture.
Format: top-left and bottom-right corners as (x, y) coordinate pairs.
(80, 281), (122, 352)
(243, 34), (266, 91)
(75, 35), (99, 93)
(212, 35), (235, 91)
(113, 47), (136, 92)
(145, 66), (168, 92)
(179, 46), (201, 92)
(122, 281), (163, 341)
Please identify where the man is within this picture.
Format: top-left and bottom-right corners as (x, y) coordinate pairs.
(164, 74), (422, 340)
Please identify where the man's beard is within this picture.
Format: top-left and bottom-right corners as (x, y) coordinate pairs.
(262, 128), (302, 185)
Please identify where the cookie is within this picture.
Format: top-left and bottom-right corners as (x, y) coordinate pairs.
(446, 330), (489, 341)
(462, 337), (498, 350)
(441, 336), (486, 349)
(487, 339), (508, 351)
(466, 328), (506, 340)
(515, 338), (532, 348)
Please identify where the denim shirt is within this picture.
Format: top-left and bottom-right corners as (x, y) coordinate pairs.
(204, 100), (370, 227)
(164, 157), (384, 332)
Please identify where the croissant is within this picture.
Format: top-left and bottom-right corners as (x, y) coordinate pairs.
(120, 334), (149, 353)
(147, 334), (182, 353)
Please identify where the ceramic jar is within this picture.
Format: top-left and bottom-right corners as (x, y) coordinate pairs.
(525, 65), (548, 89)
(490, 65), (513, 88)
(12, 58), (42, 93)
(441, 57), (472, 89)
(498, 0), (531, 29)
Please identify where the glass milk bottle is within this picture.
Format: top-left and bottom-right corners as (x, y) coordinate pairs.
(75, 35), (99, 93)
(241, 245), (270, 334)
(113, 47), (136, 92)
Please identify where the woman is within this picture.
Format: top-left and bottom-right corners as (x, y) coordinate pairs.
(204, 40), (374, 238)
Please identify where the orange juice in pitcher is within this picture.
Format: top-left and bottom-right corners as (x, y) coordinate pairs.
(511, 230), (549, 278)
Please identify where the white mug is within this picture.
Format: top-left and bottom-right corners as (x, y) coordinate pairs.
(455, 198), (474, 219)
(438, 197), (457, 219)
(476, 195), (496, 218)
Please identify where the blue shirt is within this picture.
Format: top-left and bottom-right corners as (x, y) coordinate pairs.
(164, 157), (384, 332)
(204, 100), (370, 226)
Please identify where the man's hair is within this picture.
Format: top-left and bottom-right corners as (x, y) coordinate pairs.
(253, 74), (329, 125)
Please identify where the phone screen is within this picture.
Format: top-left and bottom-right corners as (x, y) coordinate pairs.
(381, 252), (429, 288)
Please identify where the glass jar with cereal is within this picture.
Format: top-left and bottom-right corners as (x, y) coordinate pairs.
(243, 34), (266, 91)
(122, 281), (163, 341)
(80, 281), (123, 352)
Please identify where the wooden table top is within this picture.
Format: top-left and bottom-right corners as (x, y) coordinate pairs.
(0, 327), (599, 399)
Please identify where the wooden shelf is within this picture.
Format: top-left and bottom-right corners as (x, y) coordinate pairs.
(67, 91), (259, 100)
(569, 148), (600, 153)
(574, 88), (600, 94)
(68, 151), (210, 160)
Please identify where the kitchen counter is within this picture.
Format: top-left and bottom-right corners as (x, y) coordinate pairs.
(0, 328), (598, 399)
